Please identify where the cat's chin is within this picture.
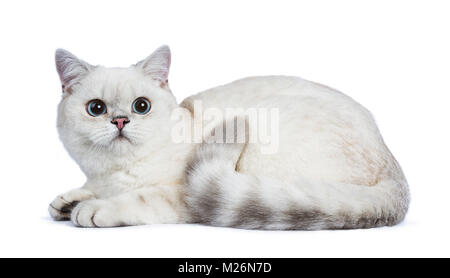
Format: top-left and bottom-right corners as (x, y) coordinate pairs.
(113, 134), (131, 143)
(89, 133), (135, 153)
(105, 135), (136, 154)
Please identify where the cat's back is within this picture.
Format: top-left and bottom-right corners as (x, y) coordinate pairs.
(181, 76), (302, 109)
(180, 75), (392, 186)
(180, 75), (362, 113)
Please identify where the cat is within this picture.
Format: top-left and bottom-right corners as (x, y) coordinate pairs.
(49, 45), (409, 229)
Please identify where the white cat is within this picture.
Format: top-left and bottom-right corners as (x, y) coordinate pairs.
(49, 45), (409, 229)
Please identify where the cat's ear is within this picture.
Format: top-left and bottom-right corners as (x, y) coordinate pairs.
(135, 45), (171, 87)
(55, 49), (93, 93)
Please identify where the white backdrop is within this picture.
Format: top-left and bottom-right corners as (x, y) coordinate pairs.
(0, 0), (449, 257)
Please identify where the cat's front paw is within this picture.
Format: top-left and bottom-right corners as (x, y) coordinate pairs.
(71, 199), (122, 228)
(49, 188), (95, 221)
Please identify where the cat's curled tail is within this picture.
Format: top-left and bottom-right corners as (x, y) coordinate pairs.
(184, 120), (409, 230)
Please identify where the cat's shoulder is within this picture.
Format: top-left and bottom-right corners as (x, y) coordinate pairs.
(180, 76), (302, 108)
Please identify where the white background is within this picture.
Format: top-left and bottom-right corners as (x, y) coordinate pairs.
(0, 0), (449, 258)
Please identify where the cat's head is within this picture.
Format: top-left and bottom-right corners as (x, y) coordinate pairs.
(56, 46), (178, 159)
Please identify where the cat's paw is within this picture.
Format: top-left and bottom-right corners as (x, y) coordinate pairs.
(49, 188), (95, 221)
(71, 199), (122, 228)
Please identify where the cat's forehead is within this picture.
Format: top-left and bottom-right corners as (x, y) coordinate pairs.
(81, 67), (152, 101)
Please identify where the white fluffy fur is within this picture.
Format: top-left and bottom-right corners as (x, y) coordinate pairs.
(49, 46), (409, 229)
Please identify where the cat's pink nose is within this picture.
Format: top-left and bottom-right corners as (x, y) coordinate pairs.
(111, 117), (130, 131)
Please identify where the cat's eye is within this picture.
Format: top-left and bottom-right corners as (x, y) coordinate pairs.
(132, 97), (151, 115)
(86, 99), (107, 117)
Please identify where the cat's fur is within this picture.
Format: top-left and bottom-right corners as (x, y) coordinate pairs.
(49, 45), (409, 229)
